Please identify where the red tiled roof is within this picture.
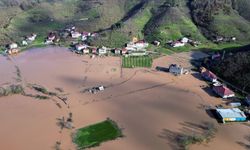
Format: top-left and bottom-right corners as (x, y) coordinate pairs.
(202, 70), (217, 79)
(213, 86), (234, 96)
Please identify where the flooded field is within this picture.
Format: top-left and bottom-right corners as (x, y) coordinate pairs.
(0, 47), (248, 150)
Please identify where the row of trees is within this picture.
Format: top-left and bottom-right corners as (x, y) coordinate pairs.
(211, 50), (250, 93)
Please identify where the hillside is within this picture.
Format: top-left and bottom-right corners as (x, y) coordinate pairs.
(0, 0), (250, 49)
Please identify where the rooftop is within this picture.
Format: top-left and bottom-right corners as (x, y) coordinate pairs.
(216, 108), (246, 119)
(213, 85), (234, 96)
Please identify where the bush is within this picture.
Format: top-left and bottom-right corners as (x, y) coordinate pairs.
(0, 84), (24, 97)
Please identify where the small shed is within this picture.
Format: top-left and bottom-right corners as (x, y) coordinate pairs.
(213, 85), (235, 98)
(216, 108), (247, 123)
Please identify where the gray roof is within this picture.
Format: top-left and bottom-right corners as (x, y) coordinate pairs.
(216, 108), (246, 119)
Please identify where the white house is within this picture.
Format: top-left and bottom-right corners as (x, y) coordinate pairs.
(75, 44), (88, 51)
(181, 37), (189, 43)
(171, 41), (185, 48)
(81, 35), (87, 41)
(98, 46), (107, 55)
(114, 49), (121, 55)
(27, 34), (37, 41)
(48, 33), (56, 41)
(9, 43), (18, 49)
(22, 40), (28, 46)
(71, 31), (82, 38)
(126, 40), (149, 51)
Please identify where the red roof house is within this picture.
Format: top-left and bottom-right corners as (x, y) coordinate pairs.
(121, 48), (127, 55)
(213, 85), (235, 98)
(202, 70), (217, 82)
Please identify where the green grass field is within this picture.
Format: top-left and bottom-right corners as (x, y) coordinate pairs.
(122, 56), (152, 68)
(73, 119), (122, 149)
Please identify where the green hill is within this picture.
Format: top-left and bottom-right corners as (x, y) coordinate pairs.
(0, 0), (250, 49)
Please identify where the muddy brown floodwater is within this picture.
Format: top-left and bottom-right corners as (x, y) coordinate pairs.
(0, 47), (249, 150)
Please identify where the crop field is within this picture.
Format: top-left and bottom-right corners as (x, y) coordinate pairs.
(122, 56), (152, 68)
(73, 119), (122, 149)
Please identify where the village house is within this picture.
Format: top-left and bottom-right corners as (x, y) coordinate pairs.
(231, 37), (236, 41)
(26, 33), (37, 42)
(201, 69), (218, 82)
(45, 32), (57, 44)
(82, 32), (91, 37)
(48, 33), (56, 41)
(75, 44), (88, 52)
(22, 40), (28, 46)
(216, 108), (247, 123)
(181, 37), (189, 44)
(121, 48), (128, 55)
(113, 49), (121, 55)
(91, 48), (97, 54)
(65, 26), (76, 33)
(169, 64), (184, 75)
(189, 40), (199, 47)
(91, 33), (98, 37)
(98, 46), (107, 55)
(83, 48), (90, 54)
(153, 41), (160, 46)
(81, 35), (87, 41)
(8, 43), (18, 49)
(213, 85), (235, 98)
(71, 31), (82, 39)
(126, 40), (149, 51)
(171, 41), (185, 48)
